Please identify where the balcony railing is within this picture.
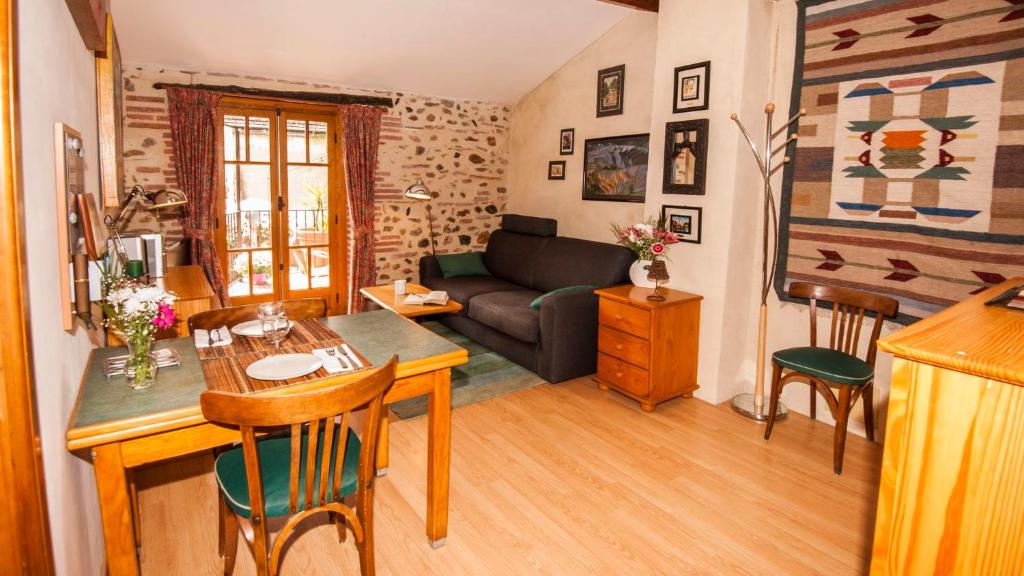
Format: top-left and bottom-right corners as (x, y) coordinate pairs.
(225, 209), (327, 249)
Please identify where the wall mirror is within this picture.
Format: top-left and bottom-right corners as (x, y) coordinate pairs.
(663, 119), (708, 195)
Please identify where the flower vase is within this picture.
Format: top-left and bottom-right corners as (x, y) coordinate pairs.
(124, 333), (157, 390)
(629, 259), (657, 288)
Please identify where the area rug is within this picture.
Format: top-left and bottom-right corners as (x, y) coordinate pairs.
(778, 0), (1024, 323)
(388, 321), (547, 420)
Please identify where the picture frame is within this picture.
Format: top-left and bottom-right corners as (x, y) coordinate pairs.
(560, 128), (575, 155)
(596, 64), (625, 117)
(663, 119), (708, 195)
(662, 205), (702, 244)
(548, 160), (566, 180)
(582, 133), (649, 203)
(673, 61), (710, 114)
(96, 13), (123, 208)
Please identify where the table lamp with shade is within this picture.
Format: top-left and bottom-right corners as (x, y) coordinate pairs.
(404, 178), (437, 255)
(104, 184), (188, 275)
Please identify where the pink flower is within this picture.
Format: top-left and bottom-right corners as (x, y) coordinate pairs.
(651, 242), (666, 255)
(152, 303), (176, 330)
(664, 232), (679, 244)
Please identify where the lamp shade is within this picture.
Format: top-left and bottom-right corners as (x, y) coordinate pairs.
(146, 187), (188, 209)
(403, 178), (432, 201)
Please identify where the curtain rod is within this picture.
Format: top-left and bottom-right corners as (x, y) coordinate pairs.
(152, 82), (394, 108)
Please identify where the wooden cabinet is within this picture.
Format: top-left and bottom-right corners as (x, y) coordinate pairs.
(871, 278), (1024, 575)
(594, 285), (702, 412)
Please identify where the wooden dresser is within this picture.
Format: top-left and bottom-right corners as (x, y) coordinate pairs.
(594, 285), (702, 412)
(871, 278), (1024, 575)
(107, 265), (218, 345)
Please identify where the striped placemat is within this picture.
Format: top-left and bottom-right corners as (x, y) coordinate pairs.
(196, 318), (342, 360)
(198, 318), (372, 394)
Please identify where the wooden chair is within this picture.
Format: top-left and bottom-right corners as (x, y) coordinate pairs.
(187, 297), (328, 335)
(200, 356), (397, 576)
(764, 282), (898, 475)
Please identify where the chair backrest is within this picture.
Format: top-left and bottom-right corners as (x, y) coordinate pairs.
(788, 282), (899, 366)
(200, 356), (397, 523)
(187, 297), (328, 335)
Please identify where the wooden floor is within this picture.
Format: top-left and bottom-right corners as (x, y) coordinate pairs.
(135, 377), (882, 575)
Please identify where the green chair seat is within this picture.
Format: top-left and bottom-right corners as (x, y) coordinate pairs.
(214, 426), (360, 518)
(772, 346), (873, 387)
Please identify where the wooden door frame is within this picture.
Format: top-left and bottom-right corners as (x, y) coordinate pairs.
(214, 97), (348, 314)
(0, 0), (57, 572)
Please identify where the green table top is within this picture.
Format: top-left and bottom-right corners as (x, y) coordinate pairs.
(69, 310), (465, 433)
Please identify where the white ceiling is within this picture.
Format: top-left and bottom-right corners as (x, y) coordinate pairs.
(111, 0), (636, 103)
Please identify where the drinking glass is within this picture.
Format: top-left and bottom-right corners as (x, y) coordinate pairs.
(261, 314), (291, 355)
(257, 301), (284, 321)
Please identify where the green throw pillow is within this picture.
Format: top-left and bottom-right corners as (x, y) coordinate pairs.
(529, 285), (597, 309)
(436, 252), (491, 278)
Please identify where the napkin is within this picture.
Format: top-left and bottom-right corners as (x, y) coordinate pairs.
(194, 327), (232, 348)
(312, 347), (352, 374)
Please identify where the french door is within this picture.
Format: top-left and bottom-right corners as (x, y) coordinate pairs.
(216, 99), (347, 312)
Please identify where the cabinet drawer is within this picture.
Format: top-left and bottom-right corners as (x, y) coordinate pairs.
(599, 298), (650, 338)
(598, 327), (650, 369)
(597, 352), (650, 398)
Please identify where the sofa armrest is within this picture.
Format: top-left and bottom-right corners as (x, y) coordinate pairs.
(419, 255), (443, 285)
(538, 290), (600, 382)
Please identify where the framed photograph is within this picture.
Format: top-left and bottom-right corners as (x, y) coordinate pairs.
(548, 160), (566, 180)
(673, 61), (710, 114)
(663, 119), (708, 195)
(596, 64), (625, 117)
(582, 133), (649, 202)
(560, 128), (575, 155)
(662, 205), (702, 244)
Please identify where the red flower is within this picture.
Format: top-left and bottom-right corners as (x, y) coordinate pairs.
(152, 303), (176, 330)
(651, 242), (666, 255)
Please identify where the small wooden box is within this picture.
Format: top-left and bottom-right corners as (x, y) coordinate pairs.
(594, 284), (702, 412)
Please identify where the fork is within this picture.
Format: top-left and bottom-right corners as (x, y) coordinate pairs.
(325, 346), (353, 371)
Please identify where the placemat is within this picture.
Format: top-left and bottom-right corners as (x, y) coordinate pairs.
(196, 318), (342, 360)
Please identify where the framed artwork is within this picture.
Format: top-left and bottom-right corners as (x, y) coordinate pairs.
(548, 160), (566, 180)
(663, 119), (708, 195)
(596, 64), (625, 117)
(96, 13), (123, 208)
(662, 205), (702, 244)
(673, 61), (710, 114)
(560, 128), (575, 155)
(582, 133), (649, 202)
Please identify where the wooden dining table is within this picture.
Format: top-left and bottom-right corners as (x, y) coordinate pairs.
(66, 310), (468, 576)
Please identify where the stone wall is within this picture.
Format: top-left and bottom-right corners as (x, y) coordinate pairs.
(119, 64), (510, 287)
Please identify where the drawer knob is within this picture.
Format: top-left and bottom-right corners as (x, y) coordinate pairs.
(615, 344), (623, 350)
(615, 314), (623, 320)
(615, 371), (623, 378)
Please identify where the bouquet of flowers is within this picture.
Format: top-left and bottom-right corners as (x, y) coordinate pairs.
(101, 279), (177, 389)
(611, 217), (680, 261)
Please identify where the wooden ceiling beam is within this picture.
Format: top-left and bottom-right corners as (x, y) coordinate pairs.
(599, 0), (659, 12)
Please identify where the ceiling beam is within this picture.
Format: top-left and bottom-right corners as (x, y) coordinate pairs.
(64, 0), (106, 51)
(599, 0), (658, 12)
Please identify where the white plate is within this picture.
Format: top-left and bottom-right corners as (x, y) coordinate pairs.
(231, 319), (294, 337)
(245, 353), (323, 381)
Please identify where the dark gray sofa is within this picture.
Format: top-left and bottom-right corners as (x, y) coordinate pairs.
(419, 214), (634, 382)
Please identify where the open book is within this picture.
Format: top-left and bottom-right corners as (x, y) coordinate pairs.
(403, 290), (450, 306)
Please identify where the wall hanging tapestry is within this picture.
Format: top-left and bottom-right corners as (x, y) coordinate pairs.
(779, 0), (1024, 323)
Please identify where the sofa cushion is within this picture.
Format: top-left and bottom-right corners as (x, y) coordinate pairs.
(468, 290), (543, 343)
(484, 229), (551, 288)
(421, 275), (521, 314)
(501, 214), (557, 237)
(529, 284), (597, 309)
(436, 252), (490, 278)
(531, 237), (634, 293)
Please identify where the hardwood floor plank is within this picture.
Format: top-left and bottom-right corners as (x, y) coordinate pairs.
(135, 376), (881, 575)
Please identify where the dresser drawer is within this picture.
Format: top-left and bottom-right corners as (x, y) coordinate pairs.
(598, 326), (650, 369)
(597, 352), (650, 398)
(599, 298), (650, 338)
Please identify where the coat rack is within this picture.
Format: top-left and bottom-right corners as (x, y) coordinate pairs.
(729, 103), (805, 422)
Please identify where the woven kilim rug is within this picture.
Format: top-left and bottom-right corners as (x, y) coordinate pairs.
(388, 321), (546, 420)
(778, 0), (1024, 323)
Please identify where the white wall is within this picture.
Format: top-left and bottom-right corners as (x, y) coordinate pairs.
(18, 0), (103, 573)
(508, 13), (658, 241)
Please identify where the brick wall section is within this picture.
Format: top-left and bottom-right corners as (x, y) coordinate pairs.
(120, 64), (510, 285)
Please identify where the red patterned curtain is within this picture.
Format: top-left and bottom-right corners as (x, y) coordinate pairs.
(343, 105), (384, 312)
(166, 87), (228, 305)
